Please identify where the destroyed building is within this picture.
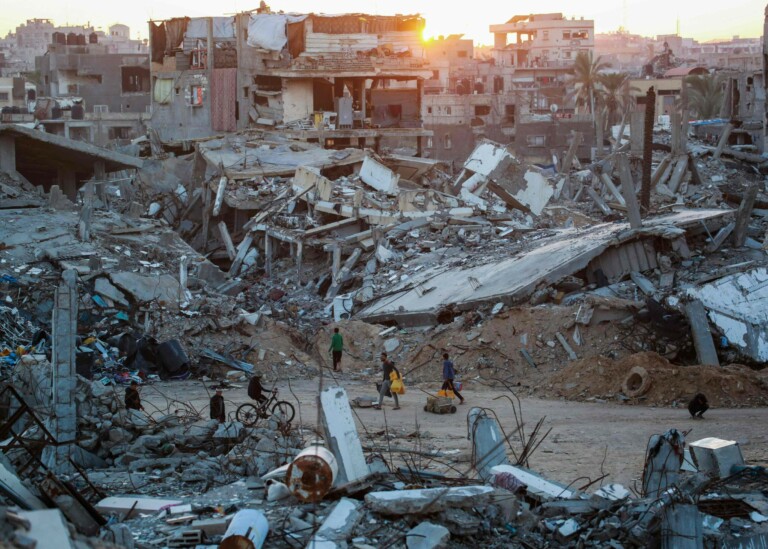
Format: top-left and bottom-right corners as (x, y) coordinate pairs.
(148, 11), (433, 155)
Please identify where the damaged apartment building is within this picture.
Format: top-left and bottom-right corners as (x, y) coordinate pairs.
(148, 12), (433, 154)
(423, 13), (595, 164)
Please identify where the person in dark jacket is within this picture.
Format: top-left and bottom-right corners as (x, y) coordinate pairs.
(125, 381), (143, 411)
(374, 352), (400, 410)
(441, 352), (465, 404)
(210, 389), (225, 422)
(688, 393), (709, 419)
(248, 375), (267, 405)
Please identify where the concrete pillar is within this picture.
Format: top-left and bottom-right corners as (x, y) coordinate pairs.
(685, 300), (720, 367)
(0, 135), (16, 172)
(93, 160), (106, 203)
(331, 245), (342, 280)
(296, 240), (303, 279)
(58, 167), (78, 201)
(264, 234), (273, 278)
(43, 269), (78, 473)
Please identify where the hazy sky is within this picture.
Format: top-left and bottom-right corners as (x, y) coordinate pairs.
(1, 0), (764, 45)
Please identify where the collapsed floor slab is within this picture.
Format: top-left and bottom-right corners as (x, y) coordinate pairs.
(358, 209), (731, 326)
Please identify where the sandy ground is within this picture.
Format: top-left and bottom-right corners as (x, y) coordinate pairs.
(141, 373), (768, 492)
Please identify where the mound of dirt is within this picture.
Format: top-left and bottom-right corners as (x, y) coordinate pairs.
(541, 352), (768, 407)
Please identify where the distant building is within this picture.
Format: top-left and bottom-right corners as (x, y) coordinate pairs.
(595, 30), (650, 72)
(148, 11), (433, 153)
(490, 13), (595, 68)
(37, 42), (150, 115)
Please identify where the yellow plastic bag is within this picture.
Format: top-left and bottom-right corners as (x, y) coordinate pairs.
(391, 377), (404, 394)
(437, 389), (455, 399)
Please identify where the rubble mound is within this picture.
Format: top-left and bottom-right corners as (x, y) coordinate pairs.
(543, 352), (768, 407)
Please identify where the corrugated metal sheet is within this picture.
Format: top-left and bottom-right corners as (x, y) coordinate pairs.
(586, 240), (658, 284)
(303, 32), (422, 56)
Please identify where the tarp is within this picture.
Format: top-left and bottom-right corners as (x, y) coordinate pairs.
(211, 68), (238, 133)
(247, 14), (307, 51)
(186, 17), (235, 39)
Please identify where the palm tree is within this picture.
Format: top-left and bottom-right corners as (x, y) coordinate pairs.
(567, 51), (610, 115)
(685, 74), (724, 120)
(598, 72), (633, 127)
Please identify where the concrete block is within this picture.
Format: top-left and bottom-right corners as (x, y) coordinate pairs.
(306, 498), (363, 549)
(365, 486), (494, 515)
(406, 521), (450, 549)
(110, 272), (182, 308)
(191, 516), (231, 536)
(661, 504), (702, 548)
(689, 438), (745, 478)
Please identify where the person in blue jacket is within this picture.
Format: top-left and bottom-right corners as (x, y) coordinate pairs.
(441, 352), (465, 404)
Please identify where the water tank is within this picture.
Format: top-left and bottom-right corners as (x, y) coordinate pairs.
(71, 103), (84, 120)
(66, 32), (77, 45)
(27, 89), (36, 101)
(89, 32), (98, 44)
(77, 34), (86, 46)
(52, 32), (66, 45)
(51, 106), (62, 119)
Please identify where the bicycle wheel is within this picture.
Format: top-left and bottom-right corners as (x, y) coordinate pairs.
(271, 401), (295, 424)
(236, 403), (261, 427)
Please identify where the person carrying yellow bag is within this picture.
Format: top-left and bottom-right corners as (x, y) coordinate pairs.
(390, 370), (405, 395)
(441, 352), (465, 404)
(374, 352), (401, 410)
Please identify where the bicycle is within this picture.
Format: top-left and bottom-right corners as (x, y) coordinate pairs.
(235, 387), (295, 427)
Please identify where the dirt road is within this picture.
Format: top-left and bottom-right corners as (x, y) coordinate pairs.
(142, 374), (768, 491)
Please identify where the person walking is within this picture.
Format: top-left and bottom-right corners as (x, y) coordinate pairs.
(374, 352), (400, 410)
(210, 389), (226, 422)
(441, 352), (465, 404)
(329, 327), (344, 372)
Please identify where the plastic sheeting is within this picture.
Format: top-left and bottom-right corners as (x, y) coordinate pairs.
(186, 17), (235, 39)
(247, 14), (307, 51)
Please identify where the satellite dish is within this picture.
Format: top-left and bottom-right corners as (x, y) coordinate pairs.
(550, 104), (559, 113)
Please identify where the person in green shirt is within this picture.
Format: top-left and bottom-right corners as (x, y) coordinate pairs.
(329, 327), (343, 372)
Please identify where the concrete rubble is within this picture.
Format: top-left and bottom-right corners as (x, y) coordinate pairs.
(2, 18), (768, 548)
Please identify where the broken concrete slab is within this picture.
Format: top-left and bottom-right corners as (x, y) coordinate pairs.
(688, 268), (768, 362)
(15, 509), (74, 549)
(643, 429), (685, 498)
(110, 272), (182, 308)
(360, 156), (400, 196)
(305, 498), (362, 549)
(405, 521), (450, 549)
(0, 461), (46, 510)
(365, 486), (494, 515)
(94, 277), (130, 307)
(501, 170), (556, 216)
(95, 496), (184, 517)
(319, 387), (369, 485)
(490, 465), (574, 500)
(359, 209), (731, 326)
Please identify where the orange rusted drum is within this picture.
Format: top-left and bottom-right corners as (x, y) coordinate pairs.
(286, 445), (338, 503)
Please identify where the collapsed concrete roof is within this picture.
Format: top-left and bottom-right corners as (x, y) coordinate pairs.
(0, 124), (143, 183)
(358, 209), (732, 326)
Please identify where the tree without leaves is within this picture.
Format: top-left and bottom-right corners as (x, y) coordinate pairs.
(685, 74), (725, 120)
